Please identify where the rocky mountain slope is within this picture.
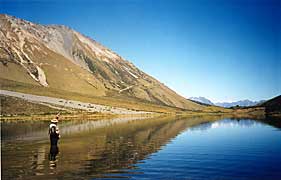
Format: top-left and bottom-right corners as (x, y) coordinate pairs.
(0, 14), (203, 110)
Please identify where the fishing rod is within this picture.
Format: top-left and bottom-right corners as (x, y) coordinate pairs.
(57, 100), (68, 116)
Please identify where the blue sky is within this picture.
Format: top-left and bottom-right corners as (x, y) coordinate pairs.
(1, 0), (280, 102)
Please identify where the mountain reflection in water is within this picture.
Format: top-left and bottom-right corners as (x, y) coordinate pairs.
(2, 115), (281, 180)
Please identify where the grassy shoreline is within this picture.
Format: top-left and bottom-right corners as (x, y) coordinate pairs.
(0, 110), (162, 121)
(1, 109), (268, 121)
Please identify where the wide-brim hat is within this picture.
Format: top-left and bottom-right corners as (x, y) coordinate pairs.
(51, 119), (58, 123)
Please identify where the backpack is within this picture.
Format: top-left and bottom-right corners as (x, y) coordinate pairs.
(49, 124), (57, 136)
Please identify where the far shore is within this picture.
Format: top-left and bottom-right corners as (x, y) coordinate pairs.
(1, 89), (279, 122)
(0, 110), (269, 121)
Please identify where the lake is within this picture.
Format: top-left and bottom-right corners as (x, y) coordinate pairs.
(1, 116), (281, 180)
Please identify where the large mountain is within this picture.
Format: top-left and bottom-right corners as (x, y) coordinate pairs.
(0, 14), (203, 110)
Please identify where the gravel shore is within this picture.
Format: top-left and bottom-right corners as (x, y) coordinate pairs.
(0, 90), (152, 115)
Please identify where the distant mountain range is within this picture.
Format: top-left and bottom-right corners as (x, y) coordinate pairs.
(189, 97), (265, 108)
(215, 100), (265, 108)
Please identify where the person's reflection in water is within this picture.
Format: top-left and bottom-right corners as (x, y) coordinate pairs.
(49, 145), (59, 169)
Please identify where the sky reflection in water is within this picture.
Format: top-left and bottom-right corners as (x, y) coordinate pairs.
(2, 116), (281, 180)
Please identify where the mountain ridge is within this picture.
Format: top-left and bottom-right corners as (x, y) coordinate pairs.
(0, 14), (203, 110)
(189, 96), (265, 108)
(216, 99), (265, 108)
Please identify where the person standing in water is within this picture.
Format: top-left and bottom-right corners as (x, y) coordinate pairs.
(49, 113), (61, 146)
(49, 113), (61, 168)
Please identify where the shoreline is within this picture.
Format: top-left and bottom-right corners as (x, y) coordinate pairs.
(1, 110), (272, 121)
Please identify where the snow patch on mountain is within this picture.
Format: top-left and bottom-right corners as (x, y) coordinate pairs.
(74, 31), (120, 63)
(189, 97), (214, 105)
(123, 66), (138, 79)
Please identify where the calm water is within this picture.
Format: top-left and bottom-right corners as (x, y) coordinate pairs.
(1, 116), (281, 180)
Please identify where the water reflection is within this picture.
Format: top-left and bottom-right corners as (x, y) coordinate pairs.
(49, 145), (59, 169)
(2, 116), (216, 179)
(1, 116), (149, 141)
(31, 145), (46, 172)
(189, 119), (262, 132)
(2, 115), (281, 180)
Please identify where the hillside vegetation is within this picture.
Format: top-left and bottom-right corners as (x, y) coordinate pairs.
(260, 95), (281, 117)
(0, 95), (60, 116)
